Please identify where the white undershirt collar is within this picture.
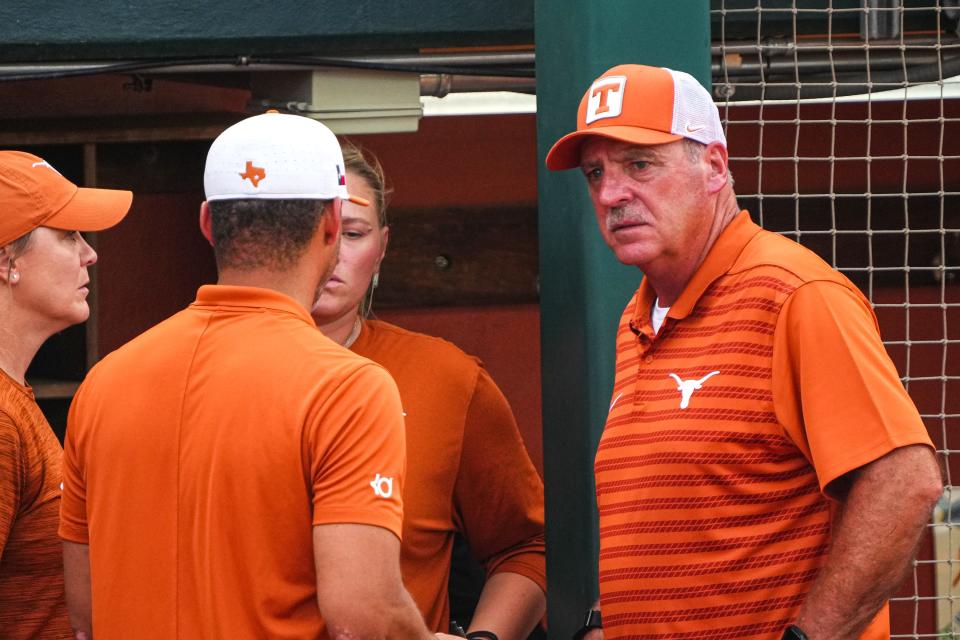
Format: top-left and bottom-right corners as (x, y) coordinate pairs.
(651, 298), (670, 334)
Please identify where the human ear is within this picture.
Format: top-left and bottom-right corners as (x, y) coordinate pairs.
(198, 202), (214, 246)
(323, 199), (342, 246)
(0, 246), (17, 285)
(376, 225), (390, 269)
(704, 142), (730, 194)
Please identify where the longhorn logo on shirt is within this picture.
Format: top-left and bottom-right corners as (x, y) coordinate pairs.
(239, 161), (266, 187)
(668, 371), (720, 409)
(370, 474), (394, 499)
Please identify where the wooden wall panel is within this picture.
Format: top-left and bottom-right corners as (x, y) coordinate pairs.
(378, 206), (538, 307)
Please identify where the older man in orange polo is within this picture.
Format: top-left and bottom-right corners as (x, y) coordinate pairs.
(547, 64), (942, 640)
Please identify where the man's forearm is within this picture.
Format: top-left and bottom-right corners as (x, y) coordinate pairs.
(467, 572), (546, 640)
(384, 590), (439, 640)
(63, 540), (93, 639)
(795, 445), (942, 639)
(325, 588), (435, 640)
(314, 524), (437, 640)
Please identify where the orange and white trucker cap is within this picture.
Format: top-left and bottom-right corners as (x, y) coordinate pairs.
(546, 64), (725, 171)
(204, 111), (369, 206)
(0, 151), (132, 247)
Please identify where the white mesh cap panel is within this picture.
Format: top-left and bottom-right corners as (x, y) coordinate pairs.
(667, 68), (727, 147)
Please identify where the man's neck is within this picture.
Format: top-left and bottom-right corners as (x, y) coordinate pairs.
(647, 191), (740, 307)
(216, 269), (319, 314)
(213, 217), (339, 316)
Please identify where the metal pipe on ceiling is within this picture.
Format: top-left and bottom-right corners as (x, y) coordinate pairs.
(0, 52), (536, 76)
(0, 51), (535, 84)
(711, 32), (960, 100)
(419, 73), (535, 96)
(715, 50), (946, 77)
(0, 39), (956, 101)
(861, 0), (903, 41)
(712, 35), (954, 55)
(339, 52), (534, 67)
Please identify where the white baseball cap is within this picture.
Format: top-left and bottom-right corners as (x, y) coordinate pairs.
(204, 111), (369, 205)
(546, 64), (726, 170)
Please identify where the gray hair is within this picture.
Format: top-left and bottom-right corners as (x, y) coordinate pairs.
(4, 229), (34, 286)
(682, 138), (735, 188)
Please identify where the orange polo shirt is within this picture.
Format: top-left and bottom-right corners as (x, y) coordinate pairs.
(596, 211), (933, 639)
(60, 286), (406, 639)
(0, 370), (71, 639)
(351, 320), (546, 631)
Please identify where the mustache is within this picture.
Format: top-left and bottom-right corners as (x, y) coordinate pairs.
(605, 206), (646, 232)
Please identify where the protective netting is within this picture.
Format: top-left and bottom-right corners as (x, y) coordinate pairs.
(712, 1), (959, 636)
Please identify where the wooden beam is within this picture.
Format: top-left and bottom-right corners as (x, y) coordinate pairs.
(84, 143), (101, 367)
(377, 205), (539, 307)
(0, 112), (241, 146)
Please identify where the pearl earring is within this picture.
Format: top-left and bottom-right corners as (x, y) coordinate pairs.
(10, 272), (18, 282)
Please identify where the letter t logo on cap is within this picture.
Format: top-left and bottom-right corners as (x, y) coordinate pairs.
(585, 75), (627, 125)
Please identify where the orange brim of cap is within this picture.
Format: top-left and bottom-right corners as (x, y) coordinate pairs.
(44, 186), (133, 233)
(545, 126), (682, 170)
(347, 194), (371, 207)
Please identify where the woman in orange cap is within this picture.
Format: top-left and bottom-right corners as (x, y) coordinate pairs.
(0, 151), (131, 639)
(312, 141), (546, 640)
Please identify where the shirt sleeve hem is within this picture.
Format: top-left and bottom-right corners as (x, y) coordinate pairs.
(487, 555), (547, 593)
(816, 434), (935, 493)
(58, 525), (89, 544)
(312, 509), (403, 541)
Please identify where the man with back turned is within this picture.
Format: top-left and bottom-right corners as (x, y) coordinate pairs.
(60, 112), (452, 639)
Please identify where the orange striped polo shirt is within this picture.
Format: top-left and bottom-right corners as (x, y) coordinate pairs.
(0, 369), (71, 639)
(596, 211), (933, 639)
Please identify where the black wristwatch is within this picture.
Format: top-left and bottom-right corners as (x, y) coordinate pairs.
(572, 608), (602, 640)
(782, 625), (809, 640)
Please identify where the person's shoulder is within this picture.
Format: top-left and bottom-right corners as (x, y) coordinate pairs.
(269, 325), (409, 411)
(79, 308), (188, 391)
(97, 306), (194, 361)
(0, 376), (32, 424)
(0, 405), (20, 438)
(734, 226), (853, 289)
(0, 387), (32, 460)
(368, 320), (480, 362)
(362, 319), (483, 376)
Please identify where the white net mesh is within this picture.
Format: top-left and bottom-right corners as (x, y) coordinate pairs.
(712, 1), (959, 637)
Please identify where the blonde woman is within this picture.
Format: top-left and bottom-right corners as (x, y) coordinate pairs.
(313, 142), (546, 640)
